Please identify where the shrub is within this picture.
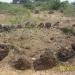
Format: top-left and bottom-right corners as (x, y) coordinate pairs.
(61, 27), (75, 35)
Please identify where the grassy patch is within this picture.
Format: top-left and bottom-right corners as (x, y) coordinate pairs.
(0, 3), (31, 24)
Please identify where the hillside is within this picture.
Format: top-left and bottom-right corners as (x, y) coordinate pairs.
(0, 2), (75, 75)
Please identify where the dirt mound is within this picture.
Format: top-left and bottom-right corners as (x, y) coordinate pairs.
(0, 44), (9, 61)
(33, 48), (57, 70)
(10, 55), (31, 70)
(57, 47), (75, 62)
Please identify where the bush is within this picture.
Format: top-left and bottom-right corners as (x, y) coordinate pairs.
(63, 5), (75, 17)
(61, 27), (75, 35)
(23, 3), (34, 10)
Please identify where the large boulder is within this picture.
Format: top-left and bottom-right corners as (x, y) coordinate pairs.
(33, 48), (57, 70)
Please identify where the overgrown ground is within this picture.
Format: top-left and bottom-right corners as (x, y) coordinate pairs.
(0, 3), (75, 75)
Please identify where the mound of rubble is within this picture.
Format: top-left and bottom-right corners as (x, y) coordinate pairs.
(57, 47), (75, 62)
(33, 48), (57, 70)
(0, 44), (9, 61)
(10, 55), (32, 70)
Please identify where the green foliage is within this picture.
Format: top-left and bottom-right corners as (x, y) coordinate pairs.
(22, 0), (62, 10)
(23, 3), (34, 9)
(0, 2), (32, 24)
(63, 4), (75, 16)
(47, 0), (61, 10)
(0, 3), (30, 15)
(60, 1), (69, 9)
(62, 26), (75, 35)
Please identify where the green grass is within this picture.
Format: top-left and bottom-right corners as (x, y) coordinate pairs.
(0, 3), (29, 15)
(0, 2), (31, 25)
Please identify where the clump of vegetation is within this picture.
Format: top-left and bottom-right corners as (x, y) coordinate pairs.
(61, 26), (75, 35)
(22, 0), (67, 10)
